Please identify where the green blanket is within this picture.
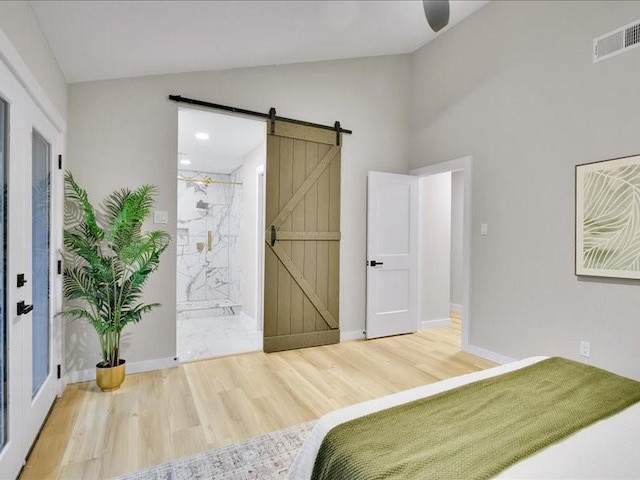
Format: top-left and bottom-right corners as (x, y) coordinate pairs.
(311, 357), (640, 480)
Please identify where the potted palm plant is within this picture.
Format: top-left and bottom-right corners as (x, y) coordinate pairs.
(61, 172), (170, 391)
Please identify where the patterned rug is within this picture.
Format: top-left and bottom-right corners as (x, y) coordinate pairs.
(114, 422), (315, 480)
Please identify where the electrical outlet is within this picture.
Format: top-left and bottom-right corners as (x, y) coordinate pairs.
(579, 340), (591, 358)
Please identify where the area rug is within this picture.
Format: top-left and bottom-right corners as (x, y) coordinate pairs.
(114, 421), (315, 480)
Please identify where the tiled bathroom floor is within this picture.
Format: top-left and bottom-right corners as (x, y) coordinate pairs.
(177, 312), (262, 362)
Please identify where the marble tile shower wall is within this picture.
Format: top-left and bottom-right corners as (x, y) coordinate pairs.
(228, 166), (243, 305)
(177, 169), (242, 307)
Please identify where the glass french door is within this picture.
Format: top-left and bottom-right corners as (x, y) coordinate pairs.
(0, 55), (61, 479)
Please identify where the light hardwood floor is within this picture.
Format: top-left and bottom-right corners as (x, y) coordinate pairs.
(20, 316), (494, 479)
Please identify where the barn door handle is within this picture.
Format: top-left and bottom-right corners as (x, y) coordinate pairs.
(369, 260), (384, 267)
(270, 225), (277, 246)
(17, 301), (33, 315)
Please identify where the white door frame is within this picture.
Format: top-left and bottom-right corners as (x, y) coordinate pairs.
(0, 26), (65, 391)
(255, 165), (265, 331)
(410, 156), (472, 352)
(0, 29), (65, 477)
(0, 31), (65, 133)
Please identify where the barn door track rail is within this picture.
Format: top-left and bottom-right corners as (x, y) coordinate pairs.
(168, 94), (352, 146)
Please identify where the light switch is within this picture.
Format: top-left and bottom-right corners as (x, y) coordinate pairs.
(154, 211), (169, 224)
(481, 223), (488, 236)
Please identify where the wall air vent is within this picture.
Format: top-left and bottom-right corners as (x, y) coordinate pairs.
(593, 19), (640, 63)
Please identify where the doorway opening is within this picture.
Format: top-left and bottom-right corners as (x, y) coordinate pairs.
(411, 156), (472, 351)
(176, 107), (266, 362)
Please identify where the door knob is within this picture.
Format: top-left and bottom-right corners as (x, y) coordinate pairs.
(17, 301), (33, 316)
(369, 260), (384, 267)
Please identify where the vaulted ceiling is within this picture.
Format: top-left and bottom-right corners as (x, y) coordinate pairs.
(30, 1), (488, 83)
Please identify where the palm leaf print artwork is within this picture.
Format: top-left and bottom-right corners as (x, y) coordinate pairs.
(577, 155), (640, 278)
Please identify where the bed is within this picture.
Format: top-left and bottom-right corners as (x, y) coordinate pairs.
(287, 356), (640, 479)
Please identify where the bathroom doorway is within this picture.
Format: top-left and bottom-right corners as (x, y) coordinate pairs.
(176, 107), (266, 362)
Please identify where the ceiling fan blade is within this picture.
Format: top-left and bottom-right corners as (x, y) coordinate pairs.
(423, 0), (450, 33)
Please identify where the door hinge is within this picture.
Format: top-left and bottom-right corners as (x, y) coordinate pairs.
(57, 364), (61, 379)
(57, 260), (62, 275)
(58, 154), (62, 170)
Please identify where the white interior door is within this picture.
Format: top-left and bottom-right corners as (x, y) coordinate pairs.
(23, 100), (60, 453)
(366, 171), (418, 339)
(0, 56), (61, 479)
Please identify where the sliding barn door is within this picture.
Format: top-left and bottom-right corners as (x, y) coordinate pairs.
(264, 121), (341, 352)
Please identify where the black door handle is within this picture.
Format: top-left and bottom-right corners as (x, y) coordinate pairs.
(270, 225), (277, 247)
(369, 260), (384, 267)
(17, 301), (33, 316)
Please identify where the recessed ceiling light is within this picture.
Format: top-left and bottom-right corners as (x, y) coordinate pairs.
(195, 132), (209, 140)
(180, 159), (192, 165)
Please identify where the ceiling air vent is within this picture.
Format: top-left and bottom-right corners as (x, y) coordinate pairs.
(594, 19), (640, 63)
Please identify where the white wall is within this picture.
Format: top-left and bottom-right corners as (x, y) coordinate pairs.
(420, 172), (451, 324)
(239, 139), (266, 322)
(66, 55), (412, 374)
(410, 1), (640, 378)
(450, 170), (464, 308)
(0, 2), (67, 120)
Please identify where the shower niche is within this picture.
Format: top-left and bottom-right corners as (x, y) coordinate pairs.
(176, 168), (242, 315)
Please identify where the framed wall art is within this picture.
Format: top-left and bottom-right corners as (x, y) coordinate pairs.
(576, 154), (640, 279)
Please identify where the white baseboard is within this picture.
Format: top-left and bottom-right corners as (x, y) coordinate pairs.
(63, 356), (179, 385)
(127, 356), (180, 374)
(463, 344), (516, 365)
(449, 303), (462, 313)
(341, 330), (365, 342)
(419, 318), (451, 330)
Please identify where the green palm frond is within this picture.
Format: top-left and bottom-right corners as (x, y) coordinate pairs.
(103, 184), (156, 249)
(64, 171), (104, 243)
(59, 171), (171, 367)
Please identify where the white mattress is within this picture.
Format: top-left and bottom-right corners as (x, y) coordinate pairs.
(287, 356), (640, 479)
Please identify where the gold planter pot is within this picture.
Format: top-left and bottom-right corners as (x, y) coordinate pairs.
(95, 359), (126, 392)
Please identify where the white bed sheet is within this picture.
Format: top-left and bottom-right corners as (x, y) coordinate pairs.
(287, 356), (640, 479)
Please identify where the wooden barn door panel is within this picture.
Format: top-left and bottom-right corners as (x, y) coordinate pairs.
(264, 121), (341, 352)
